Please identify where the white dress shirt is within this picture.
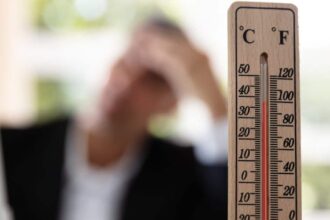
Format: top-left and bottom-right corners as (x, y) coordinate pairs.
(60, 118), (227, 220)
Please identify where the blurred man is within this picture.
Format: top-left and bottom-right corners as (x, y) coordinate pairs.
(1, 19), (227, 220)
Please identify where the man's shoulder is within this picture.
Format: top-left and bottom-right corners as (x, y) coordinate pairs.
(1, 116), (71, 156)
(1, 116), (70, 141)
(1, 117), (70, 220)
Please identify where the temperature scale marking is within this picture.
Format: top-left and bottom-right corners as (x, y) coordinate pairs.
(228, 2), (301, 220)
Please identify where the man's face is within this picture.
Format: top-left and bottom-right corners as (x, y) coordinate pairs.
(100, 58), (176, 127)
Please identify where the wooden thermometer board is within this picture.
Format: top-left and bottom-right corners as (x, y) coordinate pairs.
(228, 2), (301, 220)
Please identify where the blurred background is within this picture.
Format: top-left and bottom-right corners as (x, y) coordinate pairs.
(0, 0), (329, 219)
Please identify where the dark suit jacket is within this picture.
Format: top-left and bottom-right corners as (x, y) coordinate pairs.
(1, 117), (227, 220)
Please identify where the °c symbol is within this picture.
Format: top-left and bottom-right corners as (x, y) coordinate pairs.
(242, 28), (255, 44)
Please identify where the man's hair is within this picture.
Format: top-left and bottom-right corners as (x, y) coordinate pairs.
(141, 16), (185, 37)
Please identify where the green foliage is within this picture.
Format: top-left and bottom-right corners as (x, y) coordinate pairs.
(30, 0), (180, 32)
(303, 165), (330, 210)
(35, 77), (70, 122)
(148, 114), (177, 138)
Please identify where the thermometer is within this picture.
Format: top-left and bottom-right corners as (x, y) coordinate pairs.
(228, 2), (301, 220)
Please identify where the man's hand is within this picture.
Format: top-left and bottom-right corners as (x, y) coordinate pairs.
(127, 27), (227, 120)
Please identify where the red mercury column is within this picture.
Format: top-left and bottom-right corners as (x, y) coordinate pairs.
(260, 53), (269, 220)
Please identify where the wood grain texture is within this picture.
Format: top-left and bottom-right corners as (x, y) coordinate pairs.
(227, 2), (300, 220)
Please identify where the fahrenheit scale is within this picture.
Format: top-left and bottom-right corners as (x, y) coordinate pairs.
(228, 2), (301, 220)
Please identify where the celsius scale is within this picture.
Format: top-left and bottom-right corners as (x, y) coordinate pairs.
(228, 2), (301, 220)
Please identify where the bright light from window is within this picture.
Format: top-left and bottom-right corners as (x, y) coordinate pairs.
(74, 0), (108, 21)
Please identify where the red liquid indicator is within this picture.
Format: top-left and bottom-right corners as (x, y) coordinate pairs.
(261, 53), (269, 220)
